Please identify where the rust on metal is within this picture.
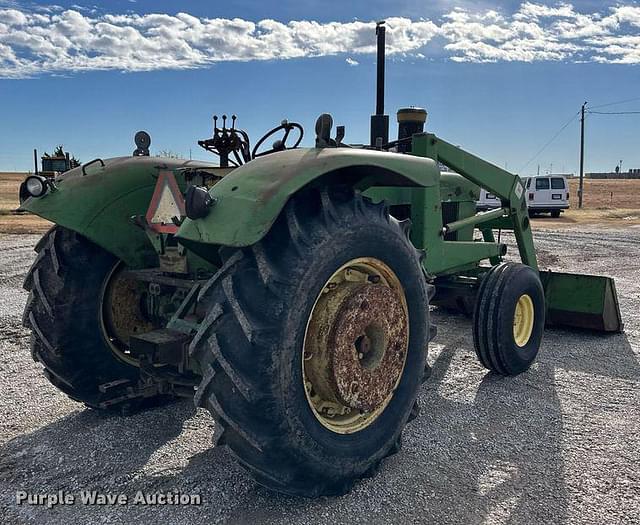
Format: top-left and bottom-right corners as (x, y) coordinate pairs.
(101, 263), (155, 366)
(329, 283), (407, 411)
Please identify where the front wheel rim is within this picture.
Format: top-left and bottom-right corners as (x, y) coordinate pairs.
(302, 258), (409, 434)
(513, 293), (535, 347)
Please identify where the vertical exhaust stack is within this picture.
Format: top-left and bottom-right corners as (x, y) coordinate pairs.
(370, 21), (389, 147)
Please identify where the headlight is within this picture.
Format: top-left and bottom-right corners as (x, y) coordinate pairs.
(24, 176), (48, 198)
(185, 185), (215, 220)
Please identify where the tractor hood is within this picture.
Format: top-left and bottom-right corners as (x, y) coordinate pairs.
(177, 147), (440, 248)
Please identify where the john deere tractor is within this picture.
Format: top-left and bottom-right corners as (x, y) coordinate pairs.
(19, 23), (622, 497)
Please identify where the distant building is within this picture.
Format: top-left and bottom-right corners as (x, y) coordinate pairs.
(586, 169), (640, 179)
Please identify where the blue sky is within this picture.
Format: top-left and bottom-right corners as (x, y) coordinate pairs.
(0, 0), (639, 174)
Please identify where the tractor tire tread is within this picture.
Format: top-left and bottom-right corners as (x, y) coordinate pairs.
(192, 188), (427, 497)
(473, 262), (544, 376)
(22, 226), (159, 410)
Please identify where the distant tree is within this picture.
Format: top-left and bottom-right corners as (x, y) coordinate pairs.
(155, 149), (185, 159)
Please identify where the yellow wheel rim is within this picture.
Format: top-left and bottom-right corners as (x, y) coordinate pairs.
(513, 293), (535, 347)
(302, 258), (409, 434)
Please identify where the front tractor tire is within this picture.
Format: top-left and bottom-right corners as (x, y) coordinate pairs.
(191, 188), (430, 496)
(22, 227), (159, 410)
(473, 262), (545, 375)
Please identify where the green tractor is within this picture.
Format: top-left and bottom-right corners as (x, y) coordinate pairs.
(19, 146), (80, 204)
(19, 23), (622, 497)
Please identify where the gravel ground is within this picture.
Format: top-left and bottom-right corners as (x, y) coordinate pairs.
(1, 226), (639, 524)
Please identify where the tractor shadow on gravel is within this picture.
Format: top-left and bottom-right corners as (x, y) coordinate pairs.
(0, 399), (199, 497)
(393, 316), (640, 525)
(0, 395), (251, 522)
(414, 342), (571, 524)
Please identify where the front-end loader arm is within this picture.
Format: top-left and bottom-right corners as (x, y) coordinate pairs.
(413, 133), (622, 332)
(415, 133), (538, 270)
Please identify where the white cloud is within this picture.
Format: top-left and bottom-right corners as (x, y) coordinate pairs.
(439, 2), (640, 63)
(0, 3), (639, 78)
(346, 57), (359, 66)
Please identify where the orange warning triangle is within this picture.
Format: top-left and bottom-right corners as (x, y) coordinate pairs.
(145, 171), (186, 234)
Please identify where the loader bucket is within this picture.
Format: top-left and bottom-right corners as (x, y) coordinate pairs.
(539, 271), (623, 333)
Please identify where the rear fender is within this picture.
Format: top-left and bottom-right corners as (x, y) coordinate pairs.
(176, 147), (440, 249)
(21, 156), (213, 268)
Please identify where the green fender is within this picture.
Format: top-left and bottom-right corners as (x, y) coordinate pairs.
(177, 147), (440, 248)
(21, 156), (213, 268)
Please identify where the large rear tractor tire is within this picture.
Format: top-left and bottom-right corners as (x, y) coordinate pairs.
(190, 187), (430, 496)
(473, 262), (545, 375)
(22, 227), (162, 410)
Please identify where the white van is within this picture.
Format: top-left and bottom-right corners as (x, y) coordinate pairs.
(476, 176), (528, 211)
(476, 188), (501, 211)
(525, 175), (570, 217)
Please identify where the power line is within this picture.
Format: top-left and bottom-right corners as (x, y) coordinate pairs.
(589, 96), (640, 110)
(518, 110), (580, 173)
(588, 110), (640, 115)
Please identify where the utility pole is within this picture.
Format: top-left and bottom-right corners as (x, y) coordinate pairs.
(579, 101), (587, 208)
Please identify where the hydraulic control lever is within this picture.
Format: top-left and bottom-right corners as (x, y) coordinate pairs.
(198, 114), (251, 167)
(199, 114), (304, 166)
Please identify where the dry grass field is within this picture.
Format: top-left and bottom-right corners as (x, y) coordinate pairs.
(0, 173), (52, 234)
(532, 178), (640, 228)
(568, 178), (640, 209)
(1, 172), (639, 234)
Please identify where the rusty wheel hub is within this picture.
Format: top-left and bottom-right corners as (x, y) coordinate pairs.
(303, 258), (409, 434)
(100, 263), (154, 366)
